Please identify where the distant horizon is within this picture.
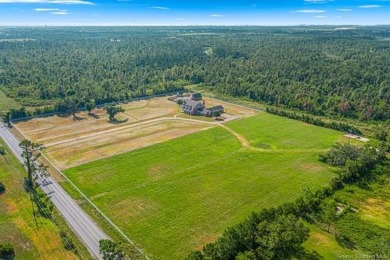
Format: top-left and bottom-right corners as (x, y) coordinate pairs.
(1, 24), (390, 27)
(0, 0), (389, 26)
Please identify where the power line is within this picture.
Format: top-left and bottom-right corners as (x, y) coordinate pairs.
(1, 146), (86, 260)
(1, 155), (71, 259)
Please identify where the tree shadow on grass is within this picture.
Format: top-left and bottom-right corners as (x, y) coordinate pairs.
(336, 233), (357, 250)
(108, 118), (129, 124)
(88, 112), (100, 119)
(72, 115), (87, 121)
(58, 113), (71, 118)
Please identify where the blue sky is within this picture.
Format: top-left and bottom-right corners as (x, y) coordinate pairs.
(0, 0), (389, 26)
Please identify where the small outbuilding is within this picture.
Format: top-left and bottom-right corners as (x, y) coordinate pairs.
(190, 93), (203, 101)
(202, 105), (225, 117)
(209, 105), (225, 114)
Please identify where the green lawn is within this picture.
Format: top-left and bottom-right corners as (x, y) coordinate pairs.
(0, 89), (21, 112)
(303, 222), (361, 259)
(64, 113), (348, 259)
(0, 140), (80, 259)
(226, 113), (348, 150)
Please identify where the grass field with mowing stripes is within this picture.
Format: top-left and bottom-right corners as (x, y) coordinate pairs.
(64, 113), (350, 259)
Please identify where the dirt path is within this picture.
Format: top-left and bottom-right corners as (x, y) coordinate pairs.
(218, 124), (251, 149)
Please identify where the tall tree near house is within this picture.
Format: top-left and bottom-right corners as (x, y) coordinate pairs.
(104, 105), (125, 121)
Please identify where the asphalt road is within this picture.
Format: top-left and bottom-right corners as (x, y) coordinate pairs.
(0, 122), (109, 259)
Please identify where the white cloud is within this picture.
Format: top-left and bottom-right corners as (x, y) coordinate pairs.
(0, 0), (93, 5)
(34, 7), (65, 11)
(51, 11), (68, 14)
(304, 0), (333, 3)
(293, 9), (326, 13)
(314, 15), (327, 18)
(337, 8), (352, 12)
(359, 5), (382, 8)
(210, 14), (224, 17)
(151, 6), (169, 10)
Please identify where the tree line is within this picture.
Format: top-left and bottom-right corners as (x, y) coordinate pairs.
(266, 107), (362, 135)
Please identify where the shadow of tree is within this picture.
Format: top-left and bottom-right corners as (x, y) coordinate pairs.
(108, 118), (129, 124)
(336, 233), (357, 250)
(88, 112), (100, 119)
(72, 115), (87, 121)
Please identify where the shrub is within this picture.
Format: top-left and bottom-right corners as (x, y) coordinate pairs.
(0, 243), (15, 259)
(60, 231), (77, 253)
(0, 182), (5, 194)
(0, 146), (5, 155)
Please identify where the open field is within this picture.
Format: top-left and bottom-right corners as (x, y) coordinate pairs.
(0, 139), (80, 259)
(303, 222), (361, 259)
(0, 89), (21, 112)
(226, 113), (353, 151)
(14, 97), (255, 169)
(63, 113), (350, 259)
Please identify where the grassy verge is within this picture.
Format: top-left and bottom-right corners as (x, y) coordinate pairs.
(0, 138), (91, 259)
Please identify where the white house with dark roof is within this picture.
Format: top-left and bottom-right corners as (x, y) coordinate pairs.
(181, 99), (205, 115)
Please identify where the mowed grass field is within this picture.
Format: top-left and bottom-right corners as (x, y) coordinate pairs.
(0, 140), (79, 260)
(64, 112), (349, 259)
(226, 113), (351, 150)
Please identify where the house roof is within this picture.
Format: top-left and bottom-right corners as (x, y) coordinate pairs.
(210, 105), (224, 111)
(191, 93), (202, 99)
(184, 99), (202, 107)
(182, 99), (204, 112)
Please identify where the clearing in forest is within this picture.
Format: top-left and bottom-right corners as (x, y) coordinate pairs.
(63, 112), (353, 259)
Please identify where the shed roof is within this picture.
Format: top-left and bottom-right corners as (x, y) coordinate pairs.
(210, 105), (224, 111)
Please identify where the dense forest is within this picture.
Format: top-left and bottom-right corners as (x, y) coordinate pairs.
(0, 26), (389, 121)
